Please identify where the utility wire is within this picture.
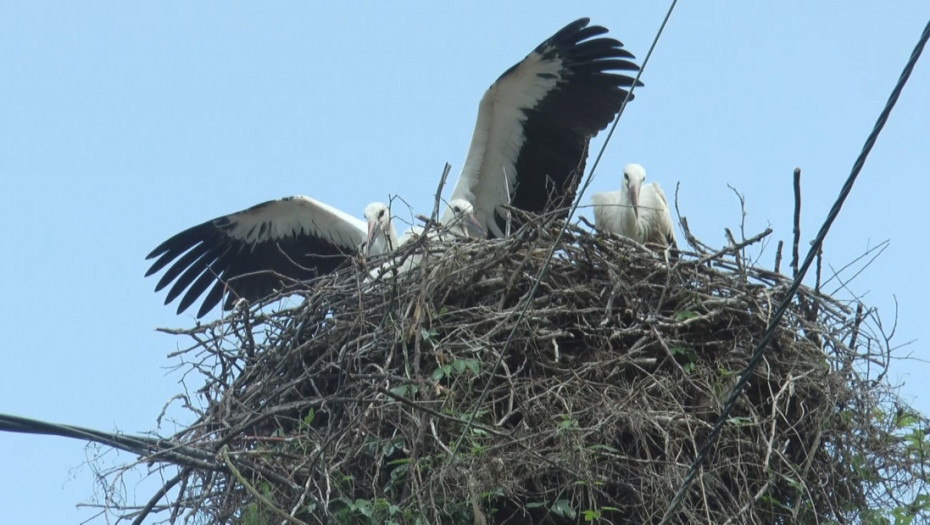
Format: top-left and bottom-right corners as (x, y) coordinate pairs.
(0, 413), (216, 469)
(451, 1), (679, 454)
(659, 15), (930, 524)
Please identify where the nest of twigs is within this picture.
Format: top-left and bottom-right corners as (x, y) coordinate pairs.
(143, 220), (925, 524)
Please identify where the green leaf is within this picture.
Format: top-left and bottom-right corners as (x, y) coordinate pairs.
(674, 310), (698, 321)
(354, 498), (372, 517)
(891, 507), (913, 525)
(389, 385), (410, 397)
(328, 497), (355, 514)
(551, 499), (576, 519)
(430, 367), (445, 382)
(896, 411), (920, 428)
(383, 438), (404, 456)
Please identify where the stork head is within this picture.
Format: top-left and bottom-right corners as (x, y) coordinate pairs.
(363, 202), (394, 256)
(623, 163), (647, 219)
(446, 198), (486, 238)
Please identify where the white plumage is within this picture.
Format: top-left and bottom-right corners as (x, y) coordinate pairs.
(145, 197), (397, 317)
(442, 18), (643, 238)
(363, 202), (399, 255)
(146, 197), (482, 317)
(368, 199), (484, 280)
(591, 163), (677, 250)
(441, 199), (486, 240)
(147, 18), (643, 318)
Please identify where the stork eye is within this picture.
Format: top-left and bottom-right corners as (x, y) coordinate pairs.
(379, 210), (385, 219)
(623, 172), (629, 181)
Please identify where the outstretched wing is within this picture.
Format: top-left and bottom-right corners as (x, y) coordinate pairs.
(446, 18), (643, 237)
(145, 196), (367, 317)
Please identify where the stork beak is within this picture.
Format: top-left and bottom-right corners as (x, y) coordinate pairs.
(366, 221), (381, 257)
(464, 213), (486, 238)
(630, 183), (641, 219)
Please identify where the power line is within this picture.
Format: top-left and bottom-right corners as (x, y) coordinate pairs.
(0, 412), (216, 469)
(451, 1), (680, 454)
(658, 15), (930, 524)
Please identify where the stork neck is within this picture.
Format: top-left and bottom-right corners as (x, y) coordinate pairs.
(620, 187), (638, 235)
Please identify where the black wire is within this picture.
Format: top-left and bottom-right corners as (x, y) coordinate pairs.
(0, 413), (216, 468)
(659, 15), (930, 524)
(449, 1), (680, 454)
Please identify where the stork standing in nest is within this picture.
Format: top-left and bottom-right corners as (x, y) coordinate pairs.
(441, 18), (642, 238)
(591, 163), (677, 251)
(146, 18), (643, 318)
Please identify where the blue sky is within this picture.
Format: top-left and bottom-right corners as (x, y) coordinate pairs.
(1, 2), (929, 522)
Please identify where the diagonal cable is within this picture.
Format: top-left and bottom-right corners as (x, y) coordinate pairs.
(0, 412), (217, 469)
(659, 15), (930, 524)
(451, 0), (679, 454)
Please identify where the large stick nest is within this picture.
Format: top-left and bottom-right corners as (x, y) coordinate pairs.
(142, 221), (924, 524)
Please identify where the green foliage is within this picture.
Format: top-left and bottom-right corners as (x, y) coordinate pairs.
(527, 498), (576, 520)
(582, 506), (621, 522)
(388, 383), (416, 397)
(670, 345), (697, 373)
(239, 502), (274, 525)
(325, 492), (483, 524)
(298, 408), (315, 432)
(329, 497), (405, 525)
(557, 417), (579, 434)
(431, 358), (481, 382)
(420, 327), (439, 343)
(149, 224), (930, 524)
(237, 483), (277, 525)
(861, 406), (930, 523)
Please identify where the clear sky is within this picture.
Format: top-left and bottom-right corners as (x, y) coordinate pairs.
(1, 2), (929, 523)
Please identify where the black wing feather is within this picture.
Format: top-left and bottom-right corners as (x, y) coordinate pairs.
(498, 18), (644, 232)
(146, 197), (366, 318)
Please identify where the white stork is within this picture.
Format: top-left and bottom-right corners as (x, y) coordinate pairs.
(441, 17), (643, 238)
(145, 197), (398, 318)
(146, 196), (483, 317)
(393, 200), (482, 247)
(368, 198), (485, 279)
(146, 18), (640, 317)
(591, 163), (677, 250)
(440, 199), (486, 240)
